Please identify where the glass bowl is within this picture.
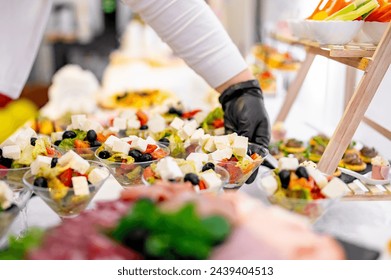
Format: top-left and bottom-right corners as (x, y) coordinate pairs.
(0, 180), (32, 245)
(95, 144), (170, 187)
(54, 145), (99, 160)
(258, 170), (339, 223)
(141, 165), (230, 194)
(197, 143), (269, 188)
(23, 161), (110, 218)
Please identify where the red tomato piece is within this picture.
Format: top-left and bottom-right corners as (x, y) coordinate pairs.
(199, 180), (207, 190)
(74, 139), (90, 149)
(58, 169), (73, 187)
(181, 109), (202, 119)
(136, 110), (148, 126)
(212, 118), (224, 129)
(250, 153), (260, 160)
(145, 144), (158, 154)
(143, 167), (155, 180)
(46, 147), (56, 156)
(151, 149), (167, 160)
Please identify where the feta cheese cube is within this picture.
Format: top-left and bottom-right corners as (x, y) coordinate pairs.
(170, 117), (185, 130)
(156, 157), (184, 180)
(259, 175), (278, 196)
(190, 128), (204, 144)
(112, 140), (131, 155)
(321, 178), (349, 198)
(127, 119), (141, 129)
(214, 136), (230, 150)
(184, 139), (191, 149)
(51, 132), (63, 142)
(129, 138), (148, 152)
(72, 176), (90, 196)
(306, 167), (328, 188)
(0, 134), (17, 148)
(2, 145), (21, 160)
(232, 136), (248, 158)
(199, 134), (211, 147)
(199, 171), (222, 190)
(187, 153), (208, 172)
(88, 168), (108, 185)
(204, 137), (216, 153)
(58, 150), (79, 166)
(15, 134), (30, 150)
(180, 123), (197, 139)
(228, 133), (238, 145)
(213, 127), (225, 136)
(104, 135), (120, 149)
(120, 109), (137, 119)
(82, 120), (104, 133)
(186, 119), (198, 130)
(145, 136), (157, 145)
(278, 157), (299, 171)
(148, 115), (166, 133)
(209, 148), (233, 161)
(193, 111), (208, 124)
(113, 117), (127, 130)
(0, 181), (13, 210)
(21, 127), (38, 139)
(120, 136), (138, 143)
(70, 155), (90, 174)
(30, 155), (53, 175)
(71, 115), (87, 130)
(108, 127), (120, 134)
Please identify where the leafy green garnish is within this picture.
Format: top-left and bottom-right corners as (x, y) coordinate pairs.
(58, 130), (87, 150)
(111, 199), (231, 260)
(201, 107), (224, 131)
(167, 133), (185, 158)
(0, 228), (45, 260)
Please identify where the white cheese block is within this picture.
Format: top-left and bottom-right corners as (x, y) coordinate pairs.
(129, 138), (148, 152)
(199, 171), (222, 190)
(180, 123), (197, 139)
(120, 136), (138, 143)
(2, 145), (21, 160)
(193, 111), (208, 124)
(72, 176), (90, 196)
(0, 134), (17, 148)
(214, 135), (230, 150)
(187, 152), (208, 172)
(213, 127), (225, 136)
(104, 135), (120, 149)
(120, 109), (137, 119)
(321, 178), (349, 198)
(21, 127), (38, 139)
(199, 134), (211, 147)
(183, 139), (191, 149)
(156, 157), (184, 180)
(209, 148), (233, 162)
(88, 168), (108, 185)
(108, 127), (120, 134)
(228, 133), (238, 144)
(15, 134), (30, 150)
(259, 175), (278, 196)
(112, 140), (131, 155)
(113, 117), (127, 130)
(148, 114), (166, 133)
(169, 117), (185, 130)
(232, 136), (248, 158)
(186, 119), (198, 130)
(190, 128), (204, 144)
(145, 136), (157, 145)
(278, 157), (299, 171)
(306, 167), (328, 188)
(51, 132), (64, 142)
(58, 150), (79, 166)
(82, 120), (104, 133)
(71, 114), (87, 130)
(0, 181), (13, 210)
(204, 137), (216, 153)
(127, 119), (141, 129)
(70, 155), (90, 174)
(30, 155), (53, 175)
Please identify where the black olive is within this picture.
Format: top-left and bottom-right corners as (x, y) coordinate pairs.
(279, 170), (291, 189)
(184, 173), (200, 186)
(295, 166), (309, 179)
(33, 177), (48, 188)
(140, 125), (148, 130)
(168, 107), (183, 116)
(0, 157), (12, 168)
(202, 162), (215, 172)
(51, 157), (58, 168)
(158, 137), (170, 146)
(128, 149), (143, 161)
(86, 130), (97, 142)
(90, 141), (101, 147)
(98, 150), (111, 159)
(168, 178), (177, 182)
(54, 140), (62, 146)
(62, 130), (77, 139)
(140, 153), (153, 162)
(30, 137), (37, 146)
(0, 148), (2, 157)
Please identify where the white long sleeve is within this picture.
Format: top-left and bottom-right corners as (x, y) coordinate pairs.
(123, 0), (248, 88)
(0, 0), (52, 99)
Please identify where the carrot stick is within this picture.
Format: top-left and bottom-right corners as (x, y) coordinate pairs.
(308, 0), (331, 19)
(378, 9), (391, 21)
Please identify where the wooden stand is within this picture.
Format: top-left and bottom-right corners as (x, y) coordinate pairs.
(273, 23), (391, 175)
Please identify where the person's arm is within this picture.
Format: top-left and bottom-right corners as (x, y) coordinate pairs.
(0, 0), (52, 102)
(123, 0), (252, 93)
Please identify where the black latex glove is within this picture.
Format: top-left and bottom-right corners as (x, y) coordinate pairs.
(219, 80), (271, 184)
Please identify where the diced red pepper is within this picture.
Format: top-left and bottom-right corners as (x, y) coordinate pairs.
(250, 153), (260, 160)
(212, 118), (224, 129)
(136, 110), (148, 126)
(46, 147), (56, 156)
(181, 109), (202, 119)
(58, 169), (73, 187)
(74, 139), (90, 149)
(151, 149), (167, 160)
(199, 180), (207, 190)
(145, 144), (158, 154)
(143, 167), (155, 180)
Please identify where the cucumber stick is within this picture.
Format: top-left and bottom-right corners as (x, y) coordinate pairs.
(325, 0), (377, 21)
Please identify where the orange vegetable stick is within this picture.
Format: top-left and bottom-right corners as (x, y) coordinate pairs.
(308, 0), (330, 19)
(366, 3), (391, 21)
(327, 0), (352, 16)
(378, 9), (391, 21)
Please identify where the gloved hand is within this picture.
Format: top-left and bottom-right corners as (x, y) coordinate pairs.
(219, 79), (271, 184)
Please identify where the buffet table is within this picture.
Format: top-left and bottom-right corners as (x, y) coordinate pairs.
(9, 167), (391, 259)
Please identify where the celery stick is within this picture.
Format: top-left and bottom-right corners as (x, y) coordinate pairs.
(325, 0), (368, 21)
(333, 0), (379, 21)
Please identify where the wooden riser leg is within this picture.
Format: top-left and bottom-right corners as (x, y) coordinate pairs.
(344, 66), (357, 108)
(274, 53), (316, 124)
